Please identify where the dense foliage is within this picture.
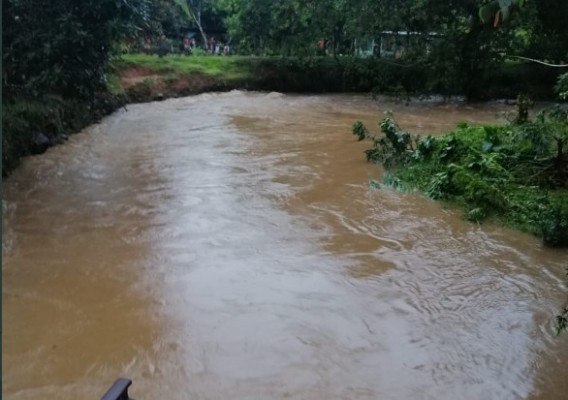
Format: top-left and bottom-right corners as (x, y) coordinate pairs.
(210, 0), (567, 98)
(353, 106), (568, 247)
(3, 0), (148, 97)
(4, 0), (567, 99)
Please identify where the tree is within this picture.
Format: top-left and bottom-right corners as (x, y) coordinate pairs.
(216, 0), (306, 55)
(173, 0), (219, 50)
(142, 0), (187, 38)
(3, 0), (149, 98)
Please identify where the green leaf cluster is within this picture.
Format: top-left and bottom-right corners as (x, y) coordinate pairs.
(356, 110), (568, 246)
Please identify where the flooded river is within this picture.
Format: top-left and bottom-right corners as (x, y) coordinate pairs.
(3, 92), (567, 400)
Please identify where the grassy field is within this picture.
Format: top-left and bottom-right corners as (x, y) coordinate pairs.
(117, 54), (256, 81)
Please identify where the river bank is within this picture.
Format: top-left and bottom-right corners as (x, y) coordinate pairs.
(115, 54), (559, 103)
(2, 55), (559, 177)
(2, 89), (126, 177)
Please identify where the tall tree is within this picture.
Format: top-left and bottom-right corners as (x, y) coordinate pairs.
(173, 0), (217, 50)
(3, 0), (149, 98)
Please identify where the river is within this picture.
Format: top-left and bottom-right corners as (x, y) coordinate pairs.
(2, 92), (567, 400)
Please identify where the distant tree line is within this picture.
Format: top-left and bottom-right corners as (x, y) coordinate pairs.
(3, 0), (567, 99)
(148, 1), (568, 97)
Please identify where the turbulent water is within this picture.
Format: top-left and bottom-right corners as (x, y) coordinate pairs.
(2, 92), (567, 400)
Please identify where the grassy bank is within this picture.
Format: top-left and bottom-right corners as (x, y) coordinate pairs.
(354, 111), (568, 247)
(113, 54), (560, 103)
(112, 54), (257, 102)
(118, 54), (254, 80)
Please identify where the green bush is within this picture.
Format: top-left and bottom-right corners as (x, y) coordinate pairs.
(355, 110), (568, 246)
(3, 0), (145, 98)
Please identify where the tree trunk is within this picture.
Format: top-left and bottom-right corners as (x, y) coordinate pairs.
(191, 8), (208, 51)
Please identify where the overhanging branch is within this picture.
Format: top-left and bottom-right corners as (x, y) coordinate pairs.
(508, 56), (568, 68)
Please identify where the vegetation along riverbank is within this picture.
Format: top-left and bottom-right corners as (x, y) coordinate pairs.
(347, 1), (568, 251)
(353, 84), (568, 247)
(3, 53), (560, 177)
(4, 0), (567, 178)
(115, 54), (560, 102)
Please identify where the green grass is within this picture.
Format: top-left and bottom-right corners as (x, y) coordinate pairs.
(117, 54), (256, 81)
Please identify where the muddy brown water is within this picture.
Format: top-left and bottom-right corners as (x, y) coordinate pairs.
(3, 92), (567, 400)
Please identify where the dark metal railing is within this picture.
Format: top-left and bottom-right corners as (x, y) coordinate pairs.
(101, 378), (133, 400)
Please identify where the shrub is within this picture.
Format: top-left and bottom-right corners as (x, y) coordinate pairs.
(354, 110), (568, 246)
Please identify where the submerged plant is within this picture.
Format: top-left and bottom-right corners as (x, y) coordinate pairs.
(354, 112), (417, 168)
(368, 180), (381, 190)
(556, 309), (568, 336)
(352, 121), (368, 141)
(467, 207), (486, 223)
(556, 267), (568, 336)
